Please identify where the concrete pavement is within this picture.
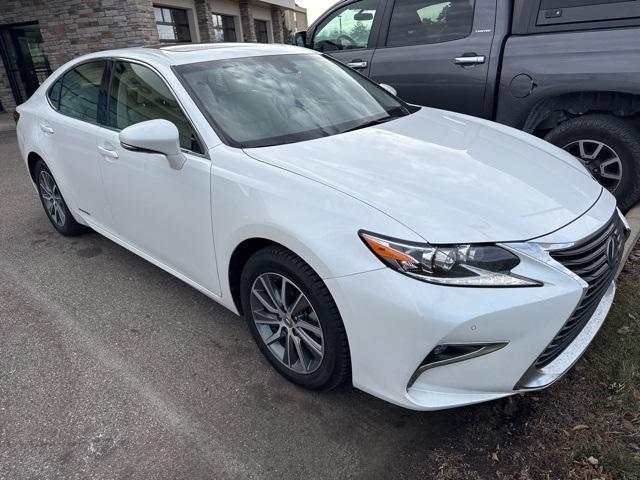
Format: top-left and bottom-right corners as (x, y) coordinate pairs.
(1, 130), (639, 480)
(0, 133), (479, 479)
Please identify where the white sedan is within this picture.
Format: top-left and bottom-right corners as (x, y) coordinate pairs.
(15, 44), (629, 410)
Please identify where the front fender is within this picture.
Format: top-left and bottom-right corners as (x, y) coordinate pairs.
(210, 146), (423, 310)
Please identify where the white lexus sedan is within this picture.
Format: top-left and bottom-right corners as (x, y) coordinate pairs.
(15, 44), (629, 410)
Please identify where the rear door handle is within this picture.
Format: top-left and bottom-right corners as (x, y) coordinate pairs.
(40, 123), (54, 134)
(454, 55), (486, 66)
(346, 60), (368, 70)
(98, 146), (119, 159)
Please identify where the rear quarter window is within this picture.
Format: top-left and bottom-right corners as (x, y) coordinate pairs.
(47, 79), (62, 110)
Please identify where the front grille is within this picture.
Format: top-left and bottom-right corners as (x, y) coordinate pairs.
(535, 212), (627, 369)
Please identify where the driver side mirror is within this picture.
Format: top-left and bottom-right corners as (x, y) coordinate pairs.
(293, 31), (307, 48)
(119, 119), (187, 170)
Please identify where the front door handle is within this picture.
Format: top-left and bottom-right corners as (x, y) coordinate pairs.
(454, 55), (486, 66)
(98, 146), (119, 159)
(40, 123), (54, 134)
(346, 60), (368, 70)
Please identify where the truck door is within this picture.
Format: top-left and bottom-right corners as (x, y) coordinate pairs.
(369, 0), (497, 118)
(308, 0), (386, 77)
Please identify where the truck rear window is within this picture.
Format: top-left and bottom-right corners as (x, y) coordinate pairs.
(512, 0), (640, 33)
(540, 0), (629, 7)
(537, 0), (640, 27)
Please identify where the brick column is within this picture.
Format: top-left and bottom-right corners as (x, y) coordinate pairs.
(270, 7), (284, 44)
(195, 0), (215, 42)
(239, 1), (256, 42)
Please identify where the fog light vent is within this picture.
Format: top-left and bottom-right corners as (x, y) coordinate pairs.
(407, 342), (508, 389)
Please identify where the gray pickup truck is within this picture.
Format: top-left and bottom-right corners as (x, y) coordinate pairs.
(294, 0), (640, 212)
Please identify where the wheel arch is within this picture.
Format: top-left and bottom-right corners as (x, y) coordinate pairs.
(26, 150), (89, 227)
(228, 237), (278, 314)
(226, 233), (335, 316)
(27, 151), (45, 184)
(524, 91), (640, 136)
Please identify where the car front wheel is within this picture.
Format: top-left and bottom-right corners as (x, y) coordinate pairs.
(545, 114), (640, 212)
(240, 245), (350, 390)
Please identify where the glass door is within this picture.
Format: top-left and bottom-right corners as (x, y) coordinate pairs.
(0, 22), (52, 105)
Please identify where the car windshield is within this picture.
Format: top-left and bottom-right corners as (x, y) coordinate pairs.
(175, 53), (412, 148)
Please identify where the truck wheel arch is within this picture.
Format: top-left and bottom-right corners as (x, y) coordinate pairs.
(524, 91), (640, 136)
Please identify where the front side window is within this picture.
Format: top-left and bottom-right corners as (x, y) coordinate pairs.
(176, 54), (411, 148)
(107, 61), (202, 153)
(212, 14), (237, 42)
(313, 0), (380, 52)
(58, 61), (106, 123)
(154, 6), (192, 43)
(387, 0), (475, 47)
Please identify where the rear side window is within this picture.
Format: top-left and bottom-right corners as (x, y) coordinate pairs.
(59, 61), (106, 123)
(107, 61), (203, 154)
(386, 0), (475, 47)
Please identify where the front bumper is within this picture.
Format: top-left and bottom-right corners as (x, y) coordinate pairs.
(325, 193), (622, 411)
(517, 281), (615, 390)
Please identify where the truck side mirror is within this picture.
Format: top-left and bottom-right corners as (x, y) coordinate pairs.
(293, 31), (308, 48)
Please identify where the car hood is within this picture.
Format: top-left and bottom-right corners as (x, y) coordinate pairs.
(244, 108), (602, 244)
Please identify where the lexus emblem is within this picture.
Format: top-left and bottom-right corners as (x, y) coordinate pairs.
(606, 236), (617, 267)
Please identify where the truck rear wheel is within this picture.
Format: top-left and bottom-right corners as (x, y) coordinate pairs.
(545, 114), (640, 213)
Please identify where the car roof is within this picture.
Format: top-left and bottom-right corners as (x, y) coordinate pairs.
(73, 43), (315, 67)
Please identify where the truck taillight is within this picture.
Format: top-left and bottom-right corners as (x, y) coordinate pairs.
(13, 111), (20, 124)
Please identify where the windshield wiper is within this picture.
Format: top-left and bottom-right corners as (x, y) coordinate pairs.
(342, 115), (400, 134)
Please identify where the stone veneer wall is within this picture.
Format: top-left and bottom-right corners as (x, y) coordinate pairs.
(0, 0), (159, 111)
(195, 0), (215, 43)
(0, 0), (300, 111)
(239, 0), (256, 42)
(270, 7), (284, 44)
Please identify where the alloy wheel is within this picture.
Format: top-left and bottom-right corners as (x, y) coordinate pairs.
(250, 273), (325, 374)
(563, 139), (623, 193)
(38, 170), (66, 227)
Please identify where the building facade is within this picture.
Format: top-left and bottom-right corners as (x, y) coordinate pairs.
(0, 0), (308, 112)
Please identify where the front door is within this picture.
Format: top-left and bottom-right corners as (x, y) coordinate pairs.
(98, 60), (220, 295)
(369, 0), (496, 118)
(0, 22), (52, 105)
(309, 0), (386, 77)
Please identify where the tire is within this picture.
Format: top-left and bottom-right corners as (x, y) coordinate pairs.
(544, 114), (640, 213)
(34, 160), (88, 236)
(240, 245), (350, 390)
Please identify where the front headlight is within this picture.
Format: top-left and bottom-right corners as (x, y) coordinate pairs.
(359, 231), (541, 287)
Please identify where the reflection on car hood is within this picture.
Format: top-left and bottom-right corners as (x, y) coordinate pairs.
(244, 108), (603, 243)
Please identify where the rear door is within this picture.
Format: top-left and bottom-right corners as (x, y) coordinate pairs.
(369, 0), (497, 117)
(38, 60), (112, 227)
(309, 0), (386, 77)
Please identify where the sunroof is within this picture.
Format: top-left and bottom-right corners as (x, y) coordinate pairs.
(158, 43), (244, 52)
